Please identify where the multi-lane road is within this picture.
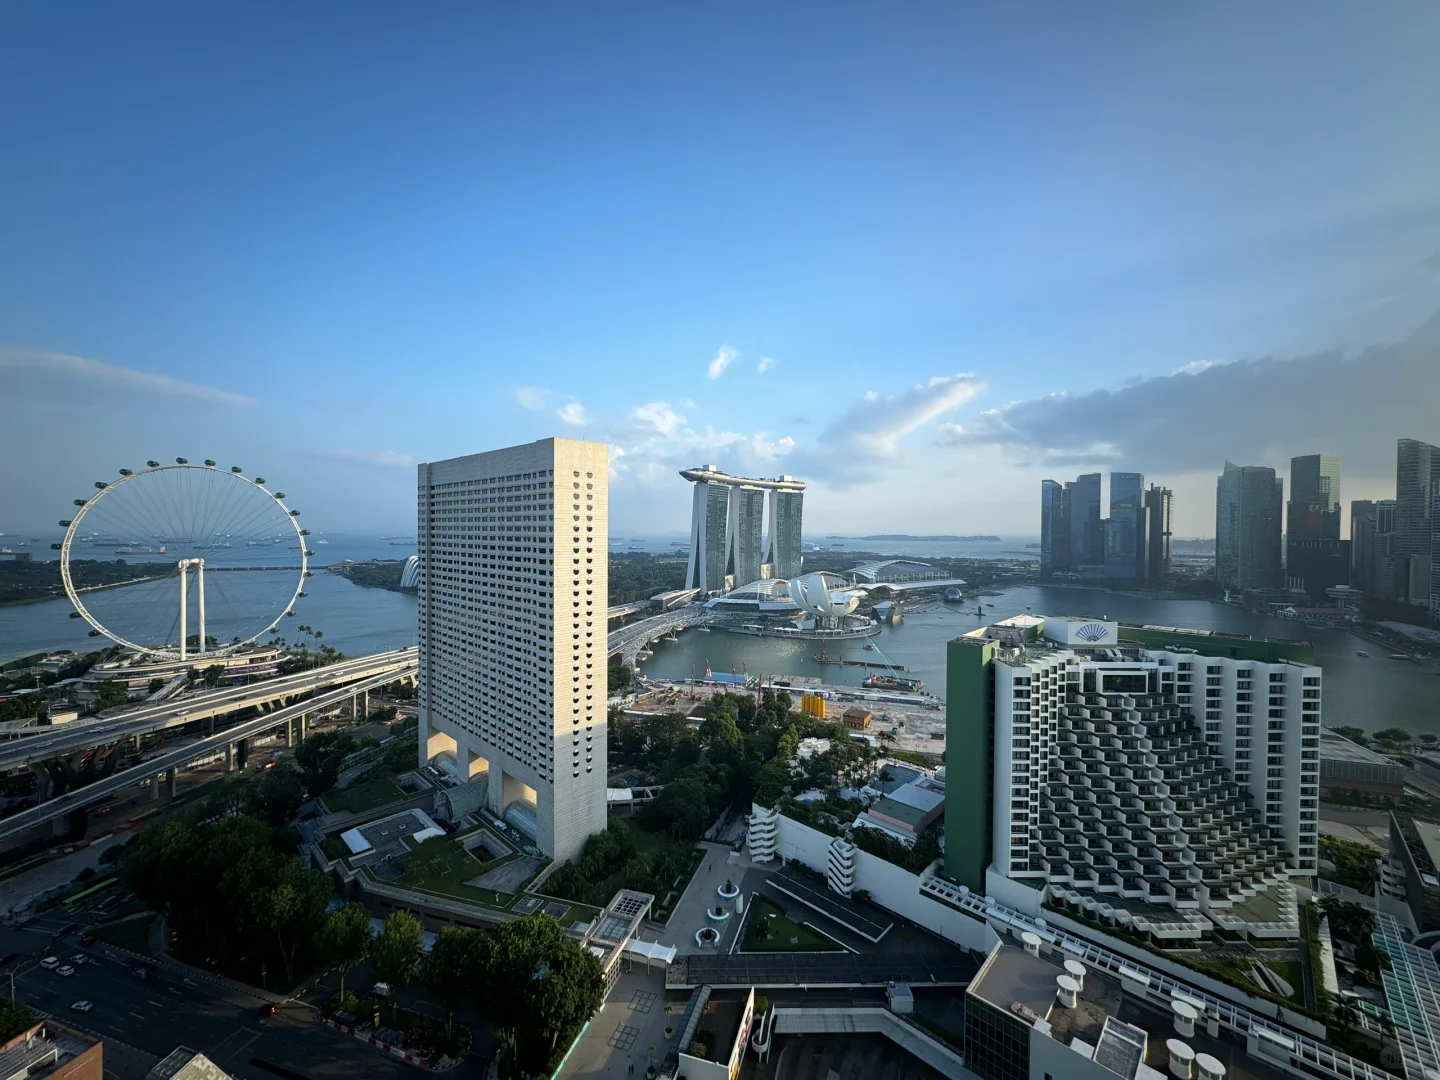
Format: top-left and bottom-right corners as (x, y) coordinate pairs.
(0, 668), (415, 841)
(0, 649), (418, 772)
(0, 912), (484, 1080)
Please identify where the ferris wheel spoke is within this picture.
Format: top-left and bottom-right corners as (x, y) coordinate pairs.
(61, 462), (305, 659)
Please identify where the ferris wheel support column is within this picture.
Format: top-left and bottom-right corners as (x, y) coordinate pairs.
(179, 561), (188, 663)
(196, 559), (206, 657)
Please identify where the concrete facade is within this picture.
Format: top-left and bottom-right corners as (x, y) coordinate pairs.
(416, 438), (608, 863)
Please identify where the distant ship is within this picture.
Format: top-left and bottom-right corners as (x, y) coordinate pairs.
(115, 545), (165, 555)
(316, 539), (329, 544)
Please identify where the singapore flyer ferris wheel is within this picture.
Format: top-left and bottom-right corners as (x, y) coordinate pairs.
(58, 459), (311, 660)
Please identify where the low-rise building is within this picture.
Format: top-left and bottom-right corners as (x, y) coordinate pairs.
(967, 942), (1293, 1080)
(1320, 730), (1403, 802)
(842, 706), (872, 731)
(855, 777), (945, 846)
(1390, 812), (1440, 933)
(146, 1047), (232, 1079)
(0, 1020), (103, 1080)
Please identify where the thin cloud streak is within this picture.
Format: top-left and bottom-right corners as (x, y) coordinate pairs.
(0, 346), (255, 406)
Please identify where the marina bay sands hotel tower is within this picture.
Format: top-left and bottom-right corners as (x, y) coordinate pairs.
(680, 466), (805, 593)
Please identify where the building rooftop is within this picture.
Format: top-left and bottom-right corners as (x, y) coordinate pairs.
(866, 795), (931, 828)
(970, 945), (1061, 1019)
(1320, 730), (1397, 767)
(692, 990), (748, 1063)
(0, 1021), (101, 1080)
(884, 782), (945, 816)
(146, 1048), (232, 1079)
(971, 943), (1295, 1080)
(678, 465), (805, 491)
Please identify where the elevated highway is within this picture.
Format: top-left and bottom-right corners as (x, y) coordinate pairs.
(0, 648), (417, 772)
(0, 668), (408, 840)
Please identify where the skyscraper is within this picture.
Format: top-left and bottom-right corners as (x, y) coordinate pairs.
(1039, 480), (1068, 578)
(1432, 476), (1440, 619)
(1105, 471), (1145, 580)
(945, 616), (1319, 908)
(684, 473), (731, 593)
(1216, 462), (1284, 592)
(416, 438), (608, 862)
(1069, 473), (1103, 568)
(727, 485), (765, 587)
(765, 488), (804, 580)
(1396, 439), (1438, 606)
(680, 466), (806, 592)
(1286, 455), (1345, 599)
(1143, 485), (1173, 584)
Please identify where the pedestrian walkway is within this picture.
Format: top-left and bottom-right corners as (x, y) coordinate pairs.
(555, 970), (677, 1078)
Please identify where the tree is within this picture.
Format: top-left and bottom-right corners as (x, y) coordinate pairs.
(93, 680), (127, 711)
(320, 903), (374, 1001)
(1420, 734), (1438, 747)
(607, 659), (632, 695)
(147, 677), (165, 695)
(202, 664), (226, 689)
(1374, 727), (1412, 745)
(371, 911), (424, 992)
(0, 999), (33, 1042)
(423, 925), (481, 1035)
(256, 858), (331, 985)
(293, 730), (356, 796)
(473, 915), (605, 1077)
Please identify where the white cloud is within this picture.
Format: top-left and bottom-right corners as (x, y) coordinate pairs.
(756, 355), (775, 374)
(313, 447), (415, 467)
(707, 344), (740, 380)
(515, 386), (550, 411)
(633, 401), (687, 437)
(818, 373), (987, 459)
(951, 309), (1440, 478)
(557, 401), (590, 425)
(0, 345), (255, 406)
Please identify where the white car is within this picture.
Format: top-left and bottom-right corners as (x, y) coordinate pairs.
(56, 965), (75, 977)
(70, 953), (89, 966)
(70, 1001), (93, 1013)
(39, 956), (59, 970)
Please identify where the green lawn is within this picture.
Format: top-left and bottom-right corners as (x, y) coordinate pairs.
(320, 835), (352, 862)
(741, 896), (846, 953)
(324, 778), (408, 815)
(1264, 959), (1307, 1005)
(90, 915), (155, 955)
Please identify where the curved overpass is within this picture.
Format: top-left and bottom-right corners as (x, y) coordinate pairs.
(0, 648), (417, 772)
(0, 666), (409, 841)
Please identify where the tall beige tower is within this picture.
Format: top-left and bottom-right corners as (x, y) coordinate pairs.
(416, 438), (608, 862)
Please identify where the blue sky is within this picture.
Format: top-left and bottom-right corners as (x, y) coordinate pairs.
(3, 3), (1439, 537)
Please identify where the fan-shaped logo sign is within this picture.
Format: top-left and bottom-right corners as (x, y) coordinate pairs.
(1077, 623), (1110, 642)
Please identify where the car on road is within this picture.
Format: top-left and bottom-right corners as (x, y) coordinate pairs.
(70, 953), (89, 965)
(78, 934), (93, 947)
(70, 1001), (92, 1013)
(56, 965), (75, 977)
(0, 953), (19, 967)
(259, 1003), (278, 1018)
(39, 957), (59, 970)
(132, 966), (150, 980)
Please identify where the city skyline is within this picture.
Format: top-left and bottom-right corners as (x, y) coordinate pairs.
(4, 6), (1440, 537)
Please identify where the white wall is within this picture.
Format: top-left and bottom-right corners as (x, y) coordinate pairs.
(773, 812), (999, 955)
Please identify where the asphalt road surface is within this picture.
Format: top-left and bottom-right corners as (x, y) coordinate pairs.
(0, 915), (486, 1080)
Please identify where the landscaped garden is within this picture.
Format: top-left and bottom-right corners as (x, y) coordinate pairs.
(740, 895), (846, 953)
(324, 776), (410, 815)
